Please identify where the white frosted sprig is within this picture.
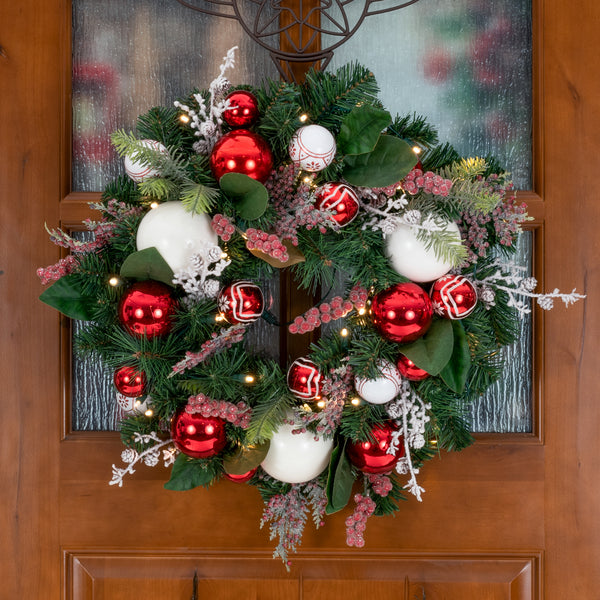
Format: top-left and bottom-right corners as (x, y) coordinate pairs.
(360, 193), (409, 234)
(109, 432), (175, 488)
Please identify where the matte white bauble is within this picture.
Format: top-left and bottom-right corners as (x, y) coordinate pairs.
(289, 124), (336, 172)
(385, 221), (462, 282)
(354, 360), (402, 405)
(136, 202), (218, 273)
(261, 418), (334, 484)
(124, 139), (167, 182)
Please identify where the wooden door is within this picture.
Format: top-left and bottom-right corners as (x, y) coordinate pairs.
(1, 0), (598, 598)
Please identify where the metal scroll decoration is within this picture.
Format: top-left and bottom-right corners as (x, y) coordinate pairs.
(174, 0), (422, 80)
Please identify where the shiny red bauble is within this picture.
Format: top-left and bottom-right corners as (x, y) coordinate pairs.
(218, 280), (264, 324)
(223, 90), (260, 128)
(396, 354), (430, 382)
(287, 357), (321, 400)
(315, 182), (360, 226)
(430, 274), (478, 319)
(223, 467), (257, 483)
(118, 281), (178, 338)
(371, 282), (433, 343)
(210, 129), (273, 183)
(346, 422), (405, 474)
(171, 411), (228, 459)
(113, 366), (147, 397)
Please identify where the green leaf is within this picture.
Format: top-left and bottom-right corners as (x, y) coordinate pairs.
(222, 441), (270, 475)
(399, 318), (454, 376)
(342, 135), (418, 187)
(337, 105), (392, 156)
(120, 247), (175, 287)
(39, 274), (97, 320)
(219, 172), (268, 220)
(440, 320), (472, 394)
(164, 453), (216, 491)
(325, 440), (355, 515)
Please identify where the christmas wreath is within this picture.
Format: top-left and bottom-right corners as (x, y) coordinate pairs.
(39, 48), (584, 565)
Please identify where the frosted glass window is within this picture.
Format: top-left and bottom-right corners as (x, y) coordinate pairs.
(72, 0), (277, 191)
(328, 0), (532, 190)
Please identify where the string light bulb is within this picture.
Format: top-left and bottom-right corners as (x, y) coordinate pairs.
(150, 201), (160, 209)
(351, 397), (361, 406)
(412, 145), (422, 155)
(299, 114), (308, 122)
(317, 399), (326, 409)
(179, 114), (190, 124)
(108, 276), (121, 287)
(340, 328), (349, 337)
(144, 408), (154, 417)
(358, 307), (366, 316)
(244, 374), (255, 384)
(215, 313), (226, 322)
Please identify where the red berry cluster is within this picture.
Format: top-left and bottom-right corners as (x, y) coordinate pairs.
(185, 392), (251, 429)
(211, 213), (236, 241)
(403, 168), (452, 196)
(37, 254), (78, 285)
(288, 296), (353, 334)
(345, 493), (376, 548)
(245, 228), (289, 262)
(348, 285), (368, 311)
(368, 473), (393, 497)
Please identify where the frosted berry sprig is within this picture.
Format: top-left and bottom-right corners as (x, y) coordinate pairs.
(211, 213), (236, 241)
(288, 296), (353, 334)
(367, 473), (393, 497)
(403, 168), (453, 196)
(37, 254), (78, 285)
(186, 393), (251, 428)
(245, 228), (289, 262)
(345, 493), (376, 548)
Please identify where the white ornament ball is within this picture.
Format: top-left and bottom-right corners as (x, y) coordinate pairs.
(261, 417), (334, 484)
(354, 360), (402, 405)
(124, 139), (167, 182)
(289, 124), (336, 172)
(136, 201), (218, 273)
(385, 220), (462, 282)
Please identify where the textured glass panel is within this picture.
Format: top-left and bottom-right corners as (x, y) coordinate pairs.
(328, 0), (532, 189)
(469, 232), (533, 432)
(72, 0), (277, 191)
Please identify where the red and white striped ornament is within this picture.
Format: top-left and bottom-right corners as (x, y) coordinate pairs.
(123, 139), (167, 182)
(430, 275), (478, 319)
(354, 360), (402, 405)
(218, 281), (264, 324)
(315, 183), (360, 226)
(287, 357), (321, 400)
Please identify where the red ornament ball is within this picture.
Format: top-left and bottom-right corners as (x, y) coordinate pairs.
(113, 366), (147, 397)
(371, 282), (433, 343)
(223, 467), (257, 483)
(218, 281), (264, 324)
(223, 90), (260, 128)
(315, 182), (360, 227)
(210, 129), (273, 183)
(346, 422), (405, 474)
(171, 411), (227, 459)
(287, 357), (321, 400)
(118, 281), (178, 339)
(396, 354), (430, 382)
(430, 275), (478, 319)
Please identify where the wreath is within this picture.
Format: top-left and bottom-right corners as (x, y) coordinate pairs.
(38, 48), (584, 565)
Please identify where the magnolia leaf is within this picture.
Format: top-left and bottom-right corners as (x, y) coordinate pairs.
(248, 240), (305, 268)
(219, 172), (268, 220)
(120, 247), (175, 287)
(399, 318), (454, 376)
(164, 454), (216, 491)
(39, 274), (97, 320)
(342, 135), (418, 188)
(325, 440), (354, 515)
(222, 441), (270, 475)
(337, 105), (392, 156)
(440, 320), (472, 394)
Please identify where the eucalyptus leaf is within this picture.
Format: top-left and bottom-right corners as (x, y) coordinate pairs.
(39, 274), (97, 320)
(337, 105), (392, 156)
(164, 453), (216, 491)
(325, 440), (354, 515)
(440, 320), (472, 394)
(219, 172), (268, 220)
(342, 135), (418, 188)
(222, 441), (270, 475)
(399, 318), (454, 376)
(120, 247), (175, 286)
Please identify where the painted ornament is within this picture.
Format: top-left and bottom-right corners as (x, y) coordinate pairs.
(430, 274), (478, 319)
(116, 394), (151, 415)
(210, 129), (273, 183)
(261, 418), (334, 483)
(315, 182), (360, 226)
(289, 124), (336, 172)
(113, 366), (147, 397)
(354, 360), (402, 405)
(218, 280), (264, 324)
(118, 280), (178, 339)
(346, 422), (405, 474)
(123, 139), (167, 182)
(287, 358), (321, 400)
(136, 201), (218, 273)
(371, 282), (433, 343)
(171, 411), (228, 459)
(223, 90), (260, 128)
(385, 221), (462, 282)
(396, 354), (430, 382)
